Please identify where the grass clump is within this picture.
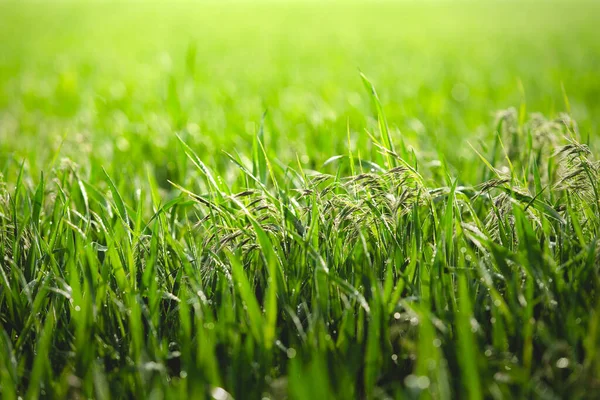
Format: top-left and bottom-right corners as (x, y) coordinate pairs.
(0, 93), (599, 398)
(1, 1), (600, 399)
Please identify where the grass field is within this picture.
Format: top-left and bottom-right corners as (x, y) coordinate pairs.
(1, 1), (599, 398)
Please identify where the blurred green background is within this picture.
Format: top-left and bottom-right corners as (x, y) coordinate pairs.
(1, 0), (599, 186)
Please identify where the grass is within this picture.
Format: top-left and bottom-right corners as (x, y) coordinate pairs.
(0, 0), (599, 398)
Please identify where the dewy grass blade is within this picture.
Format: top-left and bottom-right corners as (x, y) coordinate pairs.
(224, 249), (264, 344)
(102, 167), (130, 227)
(456, 273), (482, 400)
(31, 173), (44, 231)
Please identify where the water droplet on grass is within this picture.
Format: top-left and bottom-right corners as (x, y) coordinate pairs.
(405, 374), (430, 389)
(211, 387), (232, 400)
(417, 376), (431, 389)
(556, 358), (569, 368)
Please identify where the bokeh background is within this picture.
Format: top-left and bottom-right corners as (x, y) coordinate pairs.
(1, 0), (599, 185)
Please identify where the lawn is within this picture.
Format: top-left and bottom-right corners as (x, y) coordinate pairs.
(0, 1), (599, 398)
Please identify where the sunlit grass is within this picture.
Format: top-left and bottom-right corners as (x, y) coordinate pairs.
(0, 1), (599, 398)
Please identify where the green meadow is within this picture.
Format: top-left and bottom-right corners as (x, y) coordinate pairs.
(0, 1), (599, 398)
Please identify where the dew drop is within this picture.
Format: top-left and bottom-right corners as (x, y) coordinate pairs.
(556, 358), (569, 369)
(286, 348), (297, 359)
(417, 376), (431, 389)
(211, 387), (230, 400)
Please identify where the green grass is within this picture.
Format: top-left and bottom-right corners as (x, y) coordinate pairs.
(0, 0), (599, 398)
